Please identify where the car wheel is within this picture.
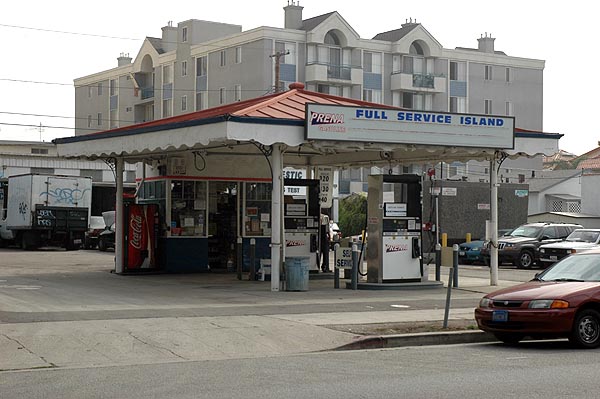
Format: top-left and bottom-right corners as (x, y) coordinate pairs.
(494, 332), (523, 345)
(569, 309), (600, 349)
(98, 238), (107, 252)
(517, 250), (534, 269)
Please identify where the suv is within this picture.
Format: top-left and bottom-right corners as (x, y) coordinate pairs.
(482, 222), (583, 269)
(538, 229), (600, 268)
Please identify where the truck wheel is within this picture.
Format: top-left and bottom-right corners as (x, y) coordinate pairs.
(21, 231), (38, 251)
(98, 237), (107, 252)
(517, 250), (534, 269)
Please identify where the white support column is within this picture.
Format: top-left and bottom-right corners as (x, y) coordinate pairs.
(270, 144), (283, 292)
(490, 154), (499, 286)
(115, 157), (125, 274)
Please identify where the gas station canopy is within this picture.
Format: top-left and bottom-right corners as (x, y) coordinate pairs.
(54, 83), (560, 167)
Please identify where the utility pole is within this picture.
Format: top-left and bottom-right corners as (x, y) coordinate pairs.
(270, 50), (290, 93)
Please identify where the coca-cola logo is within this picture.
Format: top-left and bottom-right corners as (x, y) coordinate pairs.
(286, 240), (305, 247)
(386, 244), (408, 253)
(130, 214), (143, 250)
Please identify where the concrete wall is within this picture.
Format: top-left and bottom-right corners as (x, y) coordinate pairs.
(582, 173), (600, 215)
(422, 180), (529, 249)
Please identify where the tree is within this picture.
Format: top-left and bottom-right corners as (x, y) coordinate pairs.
(339, 193), (367, 238)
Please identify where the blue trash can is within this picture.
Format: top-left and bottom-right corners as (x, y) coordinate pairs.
(285, 256), (309, 291)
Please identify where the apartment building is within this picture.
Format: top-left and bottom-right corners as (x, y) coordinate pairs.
(74, 3), (551, 190)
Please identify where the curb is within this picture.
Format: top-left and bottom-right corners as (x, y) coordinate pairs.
(333, 330), (497, 351)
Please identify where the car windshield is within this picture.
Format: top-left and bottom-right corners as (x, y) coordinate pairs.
(89, 216), (105, 229)
(537, 254), (600, 282)
(509, 226), (542, 238)
(566, 230), (600, 243)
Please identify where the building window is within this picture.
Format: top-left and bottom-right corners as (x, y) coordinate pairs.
(505, 101), (513, 116)
(234, 85), (241, 102)
(484, 65), (493, 81)
(31, 148), (49, 155)
(163, 64), (172, 84)
(484, 99), (492, 115)
(275, 41), (296, 64)
(518, 174), (525, 183)
(88, 86), (92, 98)
(220, 50), (226, 67)
(97, 113), (102, 126)
(505, 67), (511, 82)
(110, 110), (118, 129)
(450, 61), (466, 81)
(110, 79), (117, 96)
(403, 92), (413, 108)
(181, 61), (187, 77)
(97, 82), (103, 96)
(87, 115), (92, 128)
(219, 87), (226, 104)
(235, 47), (242, 64)
(363, 89), (382, 103)
(450, 96), (466, 113)
(196, 92), (205, 111)
(163, 99), (172, 118)
(181, 95), (187, 111)
(182, 26), (188, 43)
(196, 56), (207, 76)
(80, 169), (103, 181)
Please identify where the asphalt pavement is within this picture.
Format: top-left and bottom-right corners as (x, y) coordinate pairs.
(0, 248), (537, 372)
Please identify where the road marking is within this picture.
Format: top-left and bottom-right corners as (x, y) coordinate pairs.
(390, 305), (410, 308)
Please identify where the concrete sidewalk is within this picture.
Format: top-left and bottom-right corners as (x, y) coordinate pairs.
(0, 249), (533, 371)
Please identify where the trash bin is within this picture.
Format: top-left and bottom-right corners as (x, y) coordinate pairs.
(285, 256), (309, 291)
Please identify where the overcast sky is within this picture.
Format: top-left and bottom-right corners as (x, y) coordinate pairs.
(1, 0), (596, 155)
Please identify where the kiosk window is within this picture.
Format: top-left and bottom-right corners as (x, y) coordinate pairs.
(170, 180), (207, 236)
(244, 182), (272, 236)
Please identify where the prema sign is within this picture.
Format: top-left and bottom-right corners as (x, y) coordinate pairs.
(305, 104), (515, 149)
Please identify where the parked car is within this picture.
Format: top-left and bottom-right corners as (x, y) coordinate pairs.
(481, 222), (583, 269)
(539, 229), (600, 268)
(84, 216), (107, 249)
(458, 239), (487, 264)
(458, 229), (513, 265)
(329, 222), (341, 245)
(97, 211), (116, 252)
(475, 248), (600, 348)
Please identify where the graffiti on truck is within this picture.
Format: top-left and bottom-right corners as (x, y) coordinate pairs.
(18, 201), (28, 220)
(40, 187), (90, 205)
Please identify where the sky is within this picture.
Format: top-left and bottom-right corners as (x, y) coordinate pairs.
(0, 0), (597, 155)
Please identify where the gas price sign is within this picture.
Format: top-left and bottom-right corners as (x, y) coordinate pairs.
(317, 166), (333, 208)
(335, 246), (353, 269)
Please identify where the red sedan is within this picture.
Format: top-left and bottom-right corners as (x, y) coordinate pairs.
(475, 248), (600, 348)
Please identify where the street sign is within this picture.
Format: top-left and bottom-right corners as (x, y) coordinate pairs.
(335, 246), (353, 269)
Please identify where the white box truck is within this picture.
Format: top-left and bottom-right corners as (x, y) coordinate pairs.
(0, 174), (92, 250)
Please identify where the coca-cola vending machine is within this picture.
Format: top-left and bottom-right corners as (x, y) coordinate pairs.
(123, 197), (159, 272)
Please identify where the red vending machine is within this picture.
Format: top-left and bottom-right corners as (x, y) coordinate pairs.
(123, 196), (160, 272)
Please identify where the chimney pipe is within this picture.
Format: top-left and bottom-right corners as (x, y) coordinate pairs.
(284, 1), (303, 29)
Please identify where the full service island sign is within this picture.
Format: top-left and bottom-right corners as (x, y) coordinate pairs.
(305, 104), (515, 149)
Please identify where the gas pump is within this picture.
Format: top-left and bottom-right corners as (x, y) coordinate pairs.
(367, 174), (423, 283)
(283, 178), (320, 272)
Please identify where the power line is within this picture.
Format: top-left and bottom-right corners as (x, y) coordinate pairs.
(0, 23), (141, 41)
(0, 77), (278, 94)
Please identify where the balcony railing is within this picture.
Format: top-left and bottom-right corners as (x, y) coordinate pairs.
(141, 87), (154, 100)
(412, 73), (435, 89)
(306, 62), (354, 81)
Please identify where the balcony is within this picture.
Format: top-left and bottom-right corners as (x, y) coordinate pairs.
(141, 87), (154, 100)
(390, 72), (446, 93)
(305, 62), (362, 85)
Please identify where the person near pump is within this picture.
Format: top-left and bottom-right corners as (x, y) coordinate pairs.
(320, 214), (330, 272)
